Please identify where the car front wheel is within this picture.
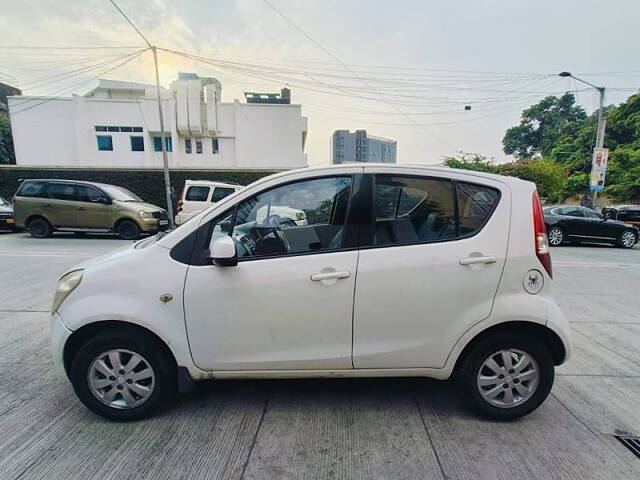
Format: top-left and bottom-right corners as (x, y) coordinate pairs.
(457, 333), (554, 420)
(70, 331), (176, 421)
(117, 220), (141, 240)
(618, 229), (637, 249)
(547, 226), (564, 246)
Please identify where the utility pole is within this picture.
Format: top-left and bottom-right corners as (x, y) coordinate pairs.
(559, 72), (606, 208)
(110, 0), (175, 228)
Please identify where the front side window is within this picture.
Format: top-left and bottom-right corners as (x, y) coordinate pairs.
(373, 176), (456, 246)
(185, 186), (210, 202)
(211, 187), (235, 202)
(130, 136), (144, 152)
(581, 208), (602, 219)
(77, 186), (107, 203)
(226, 176), (352, 259)
(48, 183), (76, 201)
(97, 135), (113, 151)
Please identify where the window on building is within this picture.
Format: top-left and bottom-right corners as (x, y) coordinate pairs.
(196, 138), (203, 154)
(133, 127), (143, 132)
(130, 136), (145, 152)
(185, 138), (192, 154)
(97, 135), (113, 151)
(211, 187), (235, 202)
(212, 138), (219, 154)
(95, 126), (107, 132)
(153, 137), (173, 152)
(120, 126), (133, 132)
(107, 126), (119, 132)
(185, 186), (210, 202)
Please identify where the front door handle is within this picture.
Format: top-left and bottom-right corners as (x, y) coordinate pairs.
(459, 256), (497, 265)
(310, 271), (351, 281)
(78, 207), (86, 211)
(44, 203), (52, 208)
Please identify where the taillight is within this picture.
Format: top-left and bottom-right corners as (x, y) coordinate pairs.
(532, 191), (552, 278)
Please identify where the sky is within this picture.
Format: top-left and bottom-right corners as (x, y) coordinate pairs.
(1, 0), (639, 166)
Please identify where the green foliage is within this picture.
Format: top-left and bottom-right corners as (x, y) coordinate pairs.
(0, 167), (278, 209)
(499, 158), (567, 202)
(604, 146), (640, 201)
(0, 113), (15, 165)
(442, 153), (500, 173)
(565, 172), (589, 198)
(503, 93), (587, 158)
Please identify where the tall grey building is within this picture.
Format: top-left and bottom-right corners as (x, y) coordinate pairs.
(332, 130), (397, 164)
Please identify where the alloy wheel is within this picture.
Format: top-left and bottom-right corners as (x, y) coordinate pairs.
(621, 231), (636, 248)
(548, 227), (563, 246)
(87, 349), (155, 409)
(476, 349), (539, 409)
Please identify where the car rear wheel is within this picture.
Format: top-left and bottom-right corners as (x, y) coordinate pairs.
(117, 220), (140, 240)
(457, 332), (554, 420)
(547, 226), (564, 246)
(70, 331), (176, 421)
(28, 217), (52, 238)
(618, 229), (637, 249)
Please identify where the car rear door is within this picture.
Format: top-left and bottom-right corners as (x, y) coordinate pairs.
(352, 168), (509, 369)
(46, 183), (79, 227)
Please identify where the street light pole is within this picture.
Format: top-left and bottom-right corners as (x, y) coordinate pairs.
(110, 0), (175, 228)
(559, 72), (606, 207)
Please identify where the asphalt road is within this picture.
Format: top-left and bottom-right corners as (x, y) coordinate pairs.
(0, 231), (639, 479)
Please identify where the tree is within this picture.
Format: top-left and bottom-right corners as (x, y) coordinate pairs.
(442, 152), (499, 173)
(0, 112), (15, 164)
(503, 93), (587, 158)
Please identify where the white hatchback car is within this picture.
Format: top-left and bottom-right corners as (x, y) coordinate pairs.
(51, 165), (571, 421)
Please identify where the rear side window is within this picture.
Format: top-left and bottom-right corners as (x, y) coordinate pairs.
(370, 175), (500, 247)
(211, 187), (236, 202)
(457, 182), (500, 236)
(373, 176), (456, 246)
(17, 181), (47, 198)
(185, 186), (210, 202)
(48, 183), (76, 201)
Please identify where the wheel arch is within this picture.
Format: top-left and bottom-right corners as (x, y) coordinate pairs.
(113, 216), (141, 231)
(452, 321), (567, 376)
(63, 320), (177, 377)
(25, 214), (51, 227)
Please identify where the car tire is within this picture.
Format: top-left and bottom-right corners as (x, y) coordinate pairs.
(117, 220), (141, 240)
(617, 229), (637, 249)
(69, 330), (176, 421)
(456, 332), (554, 420)
(547, 226), (564, 246)
(27, 217), (52, 238)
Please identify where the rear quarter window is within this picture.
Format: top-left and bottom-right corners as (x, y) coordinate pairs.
(17, 181), (48, 198)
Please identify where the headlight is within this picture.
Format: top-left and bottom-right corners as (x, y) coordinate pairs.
(138, 210), (153, 219)
(52, 270), (83, 313)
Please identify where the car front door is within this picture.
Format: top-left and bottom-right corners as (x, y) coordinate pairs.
(76, 185), (113, 229)
(182, 172), (360, 371)
(45, 183), (79, 227)
(580, 207), (618, 240)
(352, 170), (509, 369)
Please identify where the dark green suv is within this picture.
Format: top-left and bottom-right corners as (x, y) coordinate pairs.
(13, 180), (168, 240)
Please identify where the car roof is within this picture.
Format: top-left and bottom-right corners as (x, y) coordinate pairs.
(20, 179), (109, 188)
(184, 180), (241, 188)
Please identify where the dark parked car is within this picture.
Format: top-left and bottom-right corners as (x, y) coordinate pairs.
(0, 196), (17, 231)
(543, 205), (639, 248)
(602, 205), (640, 229)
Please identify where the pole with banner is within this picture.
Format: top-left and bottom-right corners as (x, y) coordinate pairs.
(589, 147), (609, 196)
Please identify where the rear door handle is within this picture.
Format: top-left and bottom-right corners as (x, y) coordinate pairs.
(310, 271), (351, 281)
(459, 256), (497, 265)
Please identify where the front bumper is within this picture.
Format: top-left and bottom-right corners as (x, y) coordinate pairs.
(51, 312), (73, 379)
(0, 217), (16, 230)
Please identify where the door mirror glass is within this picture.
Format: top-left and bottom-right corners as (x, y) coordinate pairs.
(96, 196), (111, 205)
(208, 236), (237, 267)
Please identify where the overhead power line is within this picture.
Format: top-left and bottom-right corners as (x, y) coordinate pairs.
(260, 0), (458, 152)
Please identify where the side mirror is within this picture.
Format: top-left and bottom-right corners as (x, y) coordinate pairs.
(208, 236), (237, 267)
(96, 197), (111, 205)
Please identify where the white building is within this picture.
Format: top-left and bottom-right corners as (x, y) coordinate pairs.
(8, 73), (308, 169)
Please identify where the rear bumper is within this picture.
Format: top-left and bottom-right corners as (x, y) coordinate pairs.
(50, 312), (73, 379)
(545, 301), (572, 364)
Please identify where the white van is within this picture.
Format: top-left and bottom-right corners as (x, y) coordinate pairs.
(175, 180), (240, 225)
(50, 165), (570, 421)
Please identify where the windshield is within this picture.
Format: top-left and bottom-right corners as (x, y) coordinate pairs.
(99, 185), (143, 202)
